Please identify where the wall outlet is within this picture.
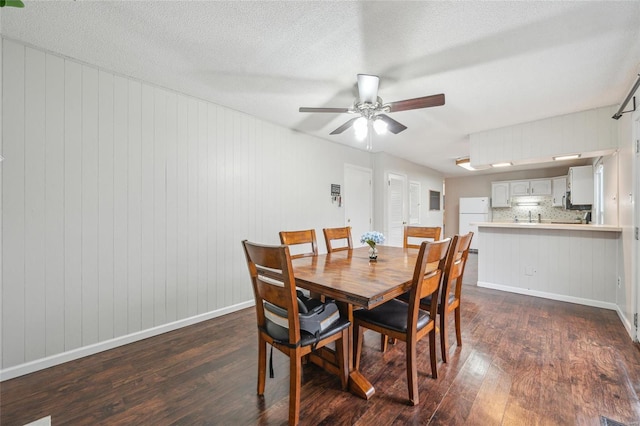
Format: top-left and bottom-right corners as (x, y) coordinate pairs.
(617, 277), (621, 288)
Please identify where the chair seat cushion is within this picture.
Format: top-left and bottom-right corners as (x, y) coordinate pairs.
(264, 317), (350, 348)
(353, 299), (430, 333)
(397, 292), (456, 307)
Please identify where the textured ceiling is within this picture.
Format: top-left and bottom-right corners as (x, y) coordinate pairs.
(2, 1), (640, 177)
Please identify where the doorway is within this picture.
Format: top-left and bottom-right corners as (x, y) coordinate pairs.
(386, 172), (406, 247)
(344, 164), (372, 248)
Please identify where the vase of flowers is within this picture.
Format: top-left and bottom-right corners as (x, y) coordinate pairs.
(360, 231), (385, 261)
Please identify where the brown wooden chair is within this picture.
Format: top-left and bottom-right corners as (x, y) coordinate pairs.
(420, 232), (473, 363)
(242, 240), (350, 425)
(353, 239), (451, 405)
(403, 226), (442, 249)
(381, 225), (443, 352)
(323, 226), (353, 253)
(279, 229), (318, 259)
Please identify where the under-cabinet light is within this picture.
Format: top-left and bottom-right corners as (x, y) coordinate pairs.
(517, 202), (540, 206)
(553, 154), (581, 161)
(491, 162), (512, 168)
(455, 157), (475, 171)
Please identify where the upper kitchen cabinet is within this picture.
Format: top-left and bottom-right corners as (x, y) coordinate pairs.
(568, 165), (594, 205)
(510, 180), (530, 196)
(491, 182), (510, 207)
(552, 177), (567, 207)
(530, 179), (552, 195)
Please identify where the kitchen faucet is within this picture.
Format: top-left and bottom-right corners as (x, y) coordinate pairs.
(528, 210), (532, 223)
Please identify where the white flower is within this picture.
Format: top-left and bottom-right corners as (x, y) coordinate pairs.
(360, 231), (385, 247)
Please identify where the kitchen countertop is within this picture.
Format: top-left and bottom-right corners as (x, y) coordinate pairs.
(474, 222), (622, 232)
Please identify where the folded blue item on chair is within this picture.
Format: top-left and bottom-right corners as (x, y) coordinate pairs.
(264, 291), (340, 336)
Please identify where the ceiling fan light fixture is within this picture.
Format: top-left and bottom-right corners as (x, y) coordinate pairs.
(373, 117), (388, 135)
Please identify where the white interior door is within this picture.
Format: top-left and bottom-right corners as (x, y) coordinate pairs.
(387, 173), (406, 247)
(344, 164), (372, 248)
(409, 181), (421, 225)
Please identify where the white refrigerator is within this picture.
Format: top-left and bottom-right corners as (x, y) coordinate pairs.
(459, 197), (491, 252)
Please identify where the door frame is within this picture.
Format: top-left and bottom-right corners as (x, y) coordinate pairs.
(386, 171), (407, 247)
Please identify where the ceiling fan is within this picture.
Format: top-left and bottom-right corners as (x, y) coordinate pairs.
(299, 74), (445, 138)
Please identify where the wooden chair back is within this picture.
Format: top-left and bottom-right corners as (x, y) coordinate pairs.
(242, 240), (301, 344)
(440, 232), (474, 307)
(403, 226), (442, 249)
(279, 229), (318, 259)
(407, 239), (451, 328)
(323, 226), (353, 253)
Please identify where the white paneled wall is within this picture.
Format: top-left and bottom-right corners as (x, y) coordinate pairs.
(469, 105), (619, 168)
(477, 226), (619, 308)
(1, 39), (372, 373)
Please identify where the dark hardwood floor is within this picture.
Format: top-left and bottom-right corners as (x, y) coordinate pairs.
(2, 254), (640, 425)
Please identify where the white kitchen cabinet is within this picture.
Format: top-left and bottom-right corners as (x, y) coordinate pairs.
(568, 165), (594, 205)
(491, 182), (510, 207)
(551, 177), (567, 207)
(510, 180), (530, 196)
(530, 179), (551, 195)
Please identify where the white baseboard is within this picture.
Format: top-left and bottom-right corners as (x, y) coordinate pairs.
(615, 305), (637, 341)
(0, 300), (255, 382)
(477, 281), (618, 311)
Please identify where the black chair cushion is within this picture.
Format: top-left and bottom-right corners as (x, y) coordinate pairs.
(264, 317), (350, 348)
(353, 299), (430, 333)
(397, 292), (456, 307)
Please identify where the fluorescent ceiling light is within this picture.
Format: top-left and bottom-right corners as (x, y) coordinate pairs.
(491, 162), (512, 168)
(553, 154), (581, 161)
(455, 157), (475, 171)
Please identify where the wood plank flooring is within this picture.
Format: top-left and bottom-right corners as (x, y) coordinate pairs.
(2, 254), (640, 425)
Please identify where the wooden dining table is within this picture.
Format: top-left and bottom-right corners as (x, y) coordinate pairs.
(291, 245), (420, 399)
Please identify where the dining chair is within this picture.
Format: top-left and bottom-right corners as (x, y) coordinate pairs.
(403, 226), (442, 249)
(279, 229), (318, 259)
(353, 238), (451, 406)
(242, 240), (351, 426)
(420, 232), (474, 363)
(381, 225), (442, 352)
(323, 226), (353, 253)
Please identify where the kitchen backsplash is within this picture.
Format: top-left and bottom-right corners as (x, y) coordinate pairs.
(492, 196), (591, 223)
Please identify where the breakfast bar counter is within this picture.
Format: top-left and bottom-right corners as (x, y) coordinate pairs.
(474, 222), (621, 310)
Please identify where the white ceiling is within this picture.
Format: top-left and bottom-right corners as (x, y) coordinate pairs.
(2, 1), (640, 177)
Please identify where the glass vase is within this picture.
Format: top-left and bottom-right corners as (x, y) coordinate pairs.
(369, 245), (378, 261)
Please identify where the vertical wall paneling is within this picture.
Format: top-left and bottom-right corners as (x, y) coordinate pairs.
(165, 92), (178, 322)
(113, 75), (129, 338)
(81, 65), (100, 346)
(3, 40), (26, 366)
(215, 105), (226, 310)
(63, 59), (83, 351)
(24, 47), (47, 362)
(197, 101), (207, 313)
(223, 108), (234, 307)
(140, 84), (155, 329)
(98, 70), (115, 341)
(44, 53), (65, 356)
(127, 80), (142, 333)
(206, 104), (217, 311)
(153, 89), (167, 325)
(176, 95), (189, 319)
(1, 41), (379, 374)
(187, 98), (198, 316)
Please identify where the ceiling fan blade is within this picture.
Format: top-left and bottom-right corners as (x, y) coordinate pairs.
(357, 74), (379, 104)
(299, 107), (350, 113)
(378, 114), (407, 134)
(330, 117), (359, 135)
(387, 93), (445, 113)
